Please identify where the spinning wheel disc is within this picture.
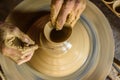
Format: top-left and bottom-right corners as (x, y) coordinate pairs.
(0, 0), (114, 80)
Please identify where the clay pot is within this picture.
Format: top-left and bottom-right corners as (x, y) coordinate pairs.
(27, 15), (90, 77)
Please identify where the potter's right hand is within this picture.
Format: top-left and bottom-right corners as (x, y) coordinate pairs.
(50, 0), (86, 30)
(0, 23), (38, 65)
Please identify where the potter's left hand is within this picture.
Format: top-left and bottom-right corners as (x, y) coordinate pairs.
(0, 23), (38, 65)
(51, 0), (86, 30)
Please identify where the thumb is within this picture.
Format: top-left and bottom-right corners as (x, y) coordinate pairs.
(15, 28), (35, 45)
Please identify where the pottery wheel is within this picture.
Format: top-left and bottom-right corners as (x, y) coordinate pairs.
(0, 0), (114, 80)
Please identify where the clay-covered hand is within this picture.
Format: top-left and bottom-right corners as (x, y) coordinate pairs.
(51, 0), (86, 30)
(0, 23), (38, 65)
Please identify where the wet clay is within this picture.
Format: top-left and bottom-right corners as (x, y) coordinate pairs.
(28, 16), (90, 77)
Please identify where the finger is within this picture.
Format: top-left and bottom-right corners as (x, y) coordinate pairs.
(12, 27), (35, 45)
(71, 0), (86, 27)
(51, 0), (64, 26)
(4, 23), (34, 44)
(2, 46), (22, 62)
(17, 52), (34, 65)
(66, 0), (86, 27)
(21, 45), (38, 58)
(22, 34), (35, 45)
(17, 33), (35, 45)
(0, 23), (15, 42)
(4, 37), (15, 47)
(0, 23), (34, 45)
(56, 0), (75, 30)
(2, 46), (21, 56)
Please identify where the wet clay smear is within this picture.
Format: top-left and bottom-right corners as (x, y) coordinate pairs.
(11, 37), (27, 48)
(5, 37), (29, 51)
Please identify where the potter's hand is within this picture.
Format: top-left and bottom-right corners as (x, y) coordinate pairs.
(51, 0), (86, 30)
(0, 23), (38, 65)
